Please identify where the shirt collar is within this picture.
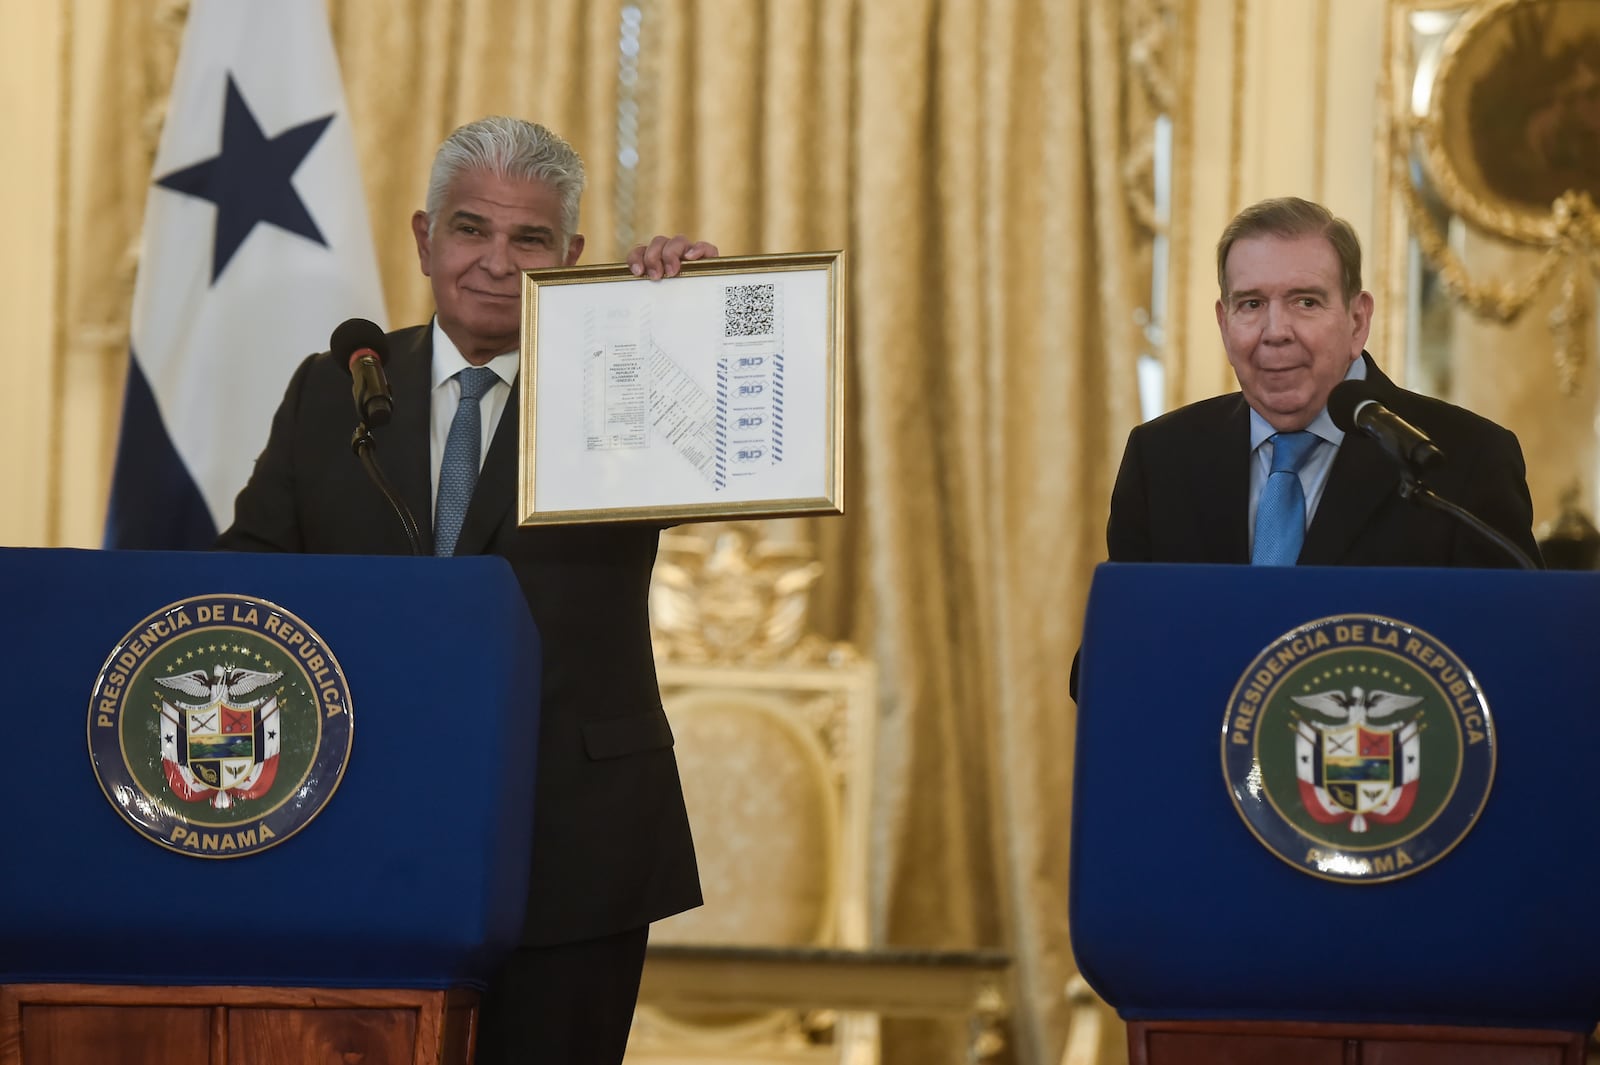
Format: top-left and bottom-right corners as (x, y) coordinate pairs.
(1248, 355), (1369, 452)
(429, 318), (520, 391)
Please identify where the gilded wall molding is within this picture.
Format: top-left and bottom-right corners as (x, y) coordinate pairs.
(46, 0), (76, 543)
(1228, 0), (1247, 213)
(1384, 0), (1600, 394)
(1312, 0), (1330, 200)
(1167, 0), (1198, 393)
(1120, 0), (1195, 400)
(612, 0), (652, 257)
(1121, 0), (1178, 234)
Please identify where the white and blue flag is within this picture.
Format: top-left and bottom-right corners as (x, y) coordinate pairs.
(105, 0), (386, 548)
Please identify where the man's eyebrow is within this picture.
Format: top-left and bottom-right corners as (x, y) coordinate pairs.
(1227, 285), (1331, 301)
(447, 210), (554, 238)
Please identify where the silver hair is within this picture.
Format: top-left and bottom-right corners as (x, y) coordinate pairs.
(424, 116), (586, 249)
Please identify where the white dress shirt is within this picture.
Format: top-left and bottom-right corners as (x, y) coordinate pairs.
(1245, 356), (1369, 555)
(427, 318), (519, 516)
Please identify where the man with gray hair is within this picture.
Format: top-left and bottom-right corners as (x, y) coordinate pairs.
(1104, 195), (1538, 568)
(221, 115), (716, 1063)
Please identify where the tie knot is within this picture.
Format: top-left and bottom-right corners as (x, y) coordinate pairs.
(1269, 431), (1318, 474)
(456, 366), (499, 402)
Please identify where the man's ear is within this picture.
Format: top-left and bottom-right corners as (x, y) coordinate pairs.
(411, 210), (432, 275)
(563, 233), (585, 267)
(1349, 290), (1375, 355)
(1214, 297), (1227, 334)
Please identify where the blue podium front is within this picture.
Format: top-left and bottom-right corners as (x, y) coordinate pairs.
(0, 548), (541, 991)
(1071, 563), (1600, 1033)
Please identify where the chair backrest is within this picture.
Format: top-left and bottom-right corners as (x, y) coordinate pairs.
(651, 657), (876, 951)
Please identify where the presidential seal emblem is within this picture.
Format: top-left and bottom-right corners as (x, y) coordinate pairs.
(87, 594), (353, 858)
(1222, 615), (1493, 883)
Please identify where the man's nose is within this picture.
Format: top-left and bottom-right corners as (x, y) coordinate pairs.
(481, 236), (514, 276)
(1263, 301), (1292, 341)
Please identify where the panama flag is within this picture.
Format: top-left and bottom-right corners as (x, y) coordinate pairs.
(105, 0), (386, 548)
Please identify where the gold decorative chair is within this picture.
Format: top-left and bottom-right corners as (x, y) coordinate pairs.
(626, 523), (880, 1064)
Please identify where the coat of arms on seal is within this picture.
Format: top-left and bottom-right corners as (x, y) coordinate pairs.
(1221, 615), (1494, 883)
(157, 664), (284, 809)
(87, 594), (353, 858)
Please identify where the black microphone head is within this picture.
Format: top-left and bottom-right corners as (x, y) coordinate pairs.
(330, 318), (389, 372)
(1327, 379), (1379, 432)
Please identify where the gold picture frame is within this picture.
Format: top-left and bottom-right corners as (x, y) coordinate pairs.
(516, 251), (845, 526)
(1417, 0), (1600, 244)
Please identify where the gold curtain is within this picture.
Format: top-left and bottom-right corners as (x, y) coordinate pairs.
(11, 1), (1142, 1060)
(624, 4), (1140, 1060)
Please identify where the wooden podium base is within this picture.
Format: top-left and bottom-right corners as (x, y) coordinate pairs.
(1127, 1018), (1587, 1065)
(0, 984), (479, 1065)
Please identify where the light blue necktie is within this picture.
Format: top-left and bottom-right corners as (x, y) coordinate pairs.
(434, 367), (499, 557)
(1252, 431), (1319, 566)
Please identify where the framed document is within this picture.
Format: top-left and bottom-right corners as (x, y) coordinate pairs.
(517, 251), (844, 526)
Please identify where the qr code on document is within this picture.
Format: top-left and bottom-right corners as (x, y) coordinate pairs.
(723, 283), (776, 337)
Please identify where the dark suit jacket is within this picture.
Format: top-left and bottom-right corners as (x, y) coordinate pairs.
(1106, 354), (1540, 567)
(219, 324), (701, 947)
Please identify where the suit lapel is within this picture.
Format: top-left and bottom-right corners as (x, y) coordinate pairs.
(454, 377), (519, 556)
(1300, 354), (1400, 565)
(1300, 436), (1399, 563)
(378, 326), (436, 555)
(1201, 397), (1252, 563)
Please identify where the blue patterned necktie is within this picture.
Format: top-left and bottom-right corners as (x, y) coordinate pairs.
(434, 367), (500, 557)
(1252, 430), (1319, 566)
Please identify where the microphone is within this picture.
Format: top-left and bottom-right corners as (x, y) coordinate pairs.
(331, 318), (393, 427)
(330, 317), (422, 554)
(1327, 380), (1536, 570)
(1327, 380), (1444, 471)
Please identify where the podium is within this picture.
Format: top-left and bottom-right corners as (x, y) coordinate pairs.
(1070, 563), (1599, 1065)
(0, 548), (541, 1065)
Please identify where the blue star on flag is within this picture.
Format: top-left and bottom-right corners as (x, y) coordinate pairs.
(156, 75), (333, 283)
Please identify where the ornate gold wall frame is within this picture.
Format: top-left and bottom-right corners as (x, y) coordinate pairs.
(1383, 0), (1600, 396)
(1417, 0), (1599, 245)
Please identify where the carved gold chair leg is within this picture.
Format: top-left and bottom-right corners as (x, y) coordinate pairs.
(1059, 973), (1112, 1065)
(967, 981), (1008, 1064)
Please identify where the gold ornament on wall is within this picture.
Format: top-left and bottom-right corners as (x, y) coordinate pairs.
(649, 522), (847, 665)
(1397, 0), (1600, 394)
(1120, 0), (1180, 236)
